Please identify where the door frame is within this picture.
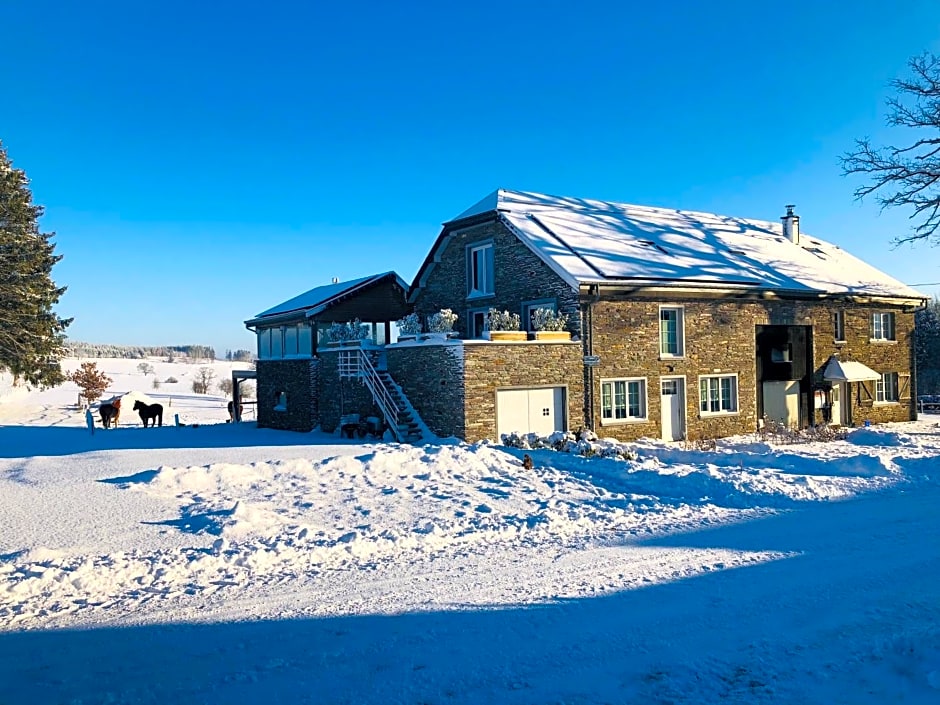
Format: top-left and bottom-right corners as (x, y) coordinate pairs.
(660, 375), (687, 442)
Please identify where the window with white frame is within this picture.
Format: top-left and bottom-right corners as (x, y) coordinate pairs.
(834, 310), (846, 342)
(467, 243), (495, 298)
(600, 378), (647, 422)
(871, 312), (896, 341)
(659, 306), (685, 357)
(876, 372), (899, 403)
(699, 374), (738, 414)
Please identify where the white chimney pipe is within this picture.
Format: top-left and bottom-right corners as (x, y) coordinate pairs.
(781, 204), (800, 245)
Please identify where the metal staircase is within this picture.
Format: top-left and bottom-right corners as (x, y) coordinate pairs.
(351, 348), (424, 443)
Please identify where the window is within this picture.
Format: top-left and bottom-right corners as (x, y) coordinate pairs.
(600, 378), (647, 422)
(273, 391), (287, 411)
(876, 372), (899, 403)
(834, 310), (846, 342)
(871, 312), (896, 341)
(699, 375), (738, 415)
(299, 324), (313, 355)
(467, 243), (495, 298)
(271, 327), (283, 358)
(523, 299), (556, 332)
(771, 345), (792, 363)
(284, 325), (298, 356)
(469, 308), (489, 338)
(659, 307), (685, 357)
(258, 329), (272, 359)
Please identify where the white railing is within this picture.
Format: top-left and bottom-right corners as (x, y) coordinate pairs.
(356, 349), (402, 440)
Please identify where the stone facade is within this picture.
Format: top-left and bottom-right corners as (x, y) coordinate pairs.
(256, 358), (318, 432)
(317, 347), (380, 433)
(463, 340), (584, 442)
(587, 298), (916, 442)
(414, 219), (581, 337)
(386, 342), (466, 438)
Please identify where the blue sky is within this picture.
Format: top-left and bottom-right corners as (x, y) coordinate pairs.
(3, 0), (940, 355)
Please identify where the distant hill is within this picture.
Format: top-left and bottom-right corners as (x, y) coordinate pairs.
(63, 341), (217, 361)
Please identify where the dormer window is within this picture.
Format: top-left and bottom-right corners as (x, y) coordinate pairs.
(467, 242), (495, 298)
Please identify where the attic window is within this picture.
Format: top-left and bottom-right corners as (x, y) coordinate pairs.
(637, 239), (669, 255)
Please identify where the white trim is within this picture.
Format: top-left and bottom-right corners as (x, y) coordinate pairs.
(600, 377), (649, 424)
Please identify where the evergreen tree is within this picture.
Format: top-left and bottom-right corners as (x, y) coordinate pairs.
(916, 298), (940, 394)
(0, 140), (70, 387)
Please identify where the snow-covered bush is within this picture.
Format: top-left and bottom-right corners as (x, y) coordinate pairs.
(486, 308), (521, 331)
(397, 313), (422, 336)
(326, 319), (370, 342)
(427, 308), (458, 333)
(758, 415), (849, 445)
(501, 428), (637, 461)
(531, 308), (568, 332)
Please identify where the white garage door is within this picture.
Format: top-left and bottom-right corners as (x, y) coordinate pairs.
(496, 387), (566, 439)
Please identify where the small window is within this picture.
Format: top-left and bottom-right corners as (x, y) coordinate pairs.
(771, 345), (792, 363)
(834, 310), (846, 342)
(600, 378), (647, 422)
(700, 375), (738, 415)
(876, 372), (899, 403)
(469, 308), (489, 338)
(872, 312), (896, 341)
(273, 391), (287, 411)
(659, 307), (685, 357)
(467, 243), (495, 298)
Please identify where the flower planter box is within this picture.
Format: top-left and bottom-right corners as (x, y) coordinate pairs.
(484, 331), (527, 342)
(530, 331), (572, 341)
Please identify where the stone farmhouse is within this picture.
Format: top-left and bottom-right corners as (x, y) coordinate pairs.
(245, 189), (926, 443)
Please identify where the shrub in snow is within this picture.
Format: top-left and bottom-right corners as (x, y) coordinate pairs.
(501, 428), (636, 461)
(427, 308), (458, 333)
(758, 415), (849, 445)
(397, 313), (422, 335)
(531, 308), (568, 332)
(69, 362), (112, 403)
(165, 376), (178, 384)
(326, 319), (371, 342)
(486, 308), (521, 331)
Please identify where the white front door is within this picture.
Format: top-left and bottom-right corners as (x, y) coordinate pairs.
(496, 387), (566, 439)
(831, 382), (849, 426)
(660, 378), (686, 441)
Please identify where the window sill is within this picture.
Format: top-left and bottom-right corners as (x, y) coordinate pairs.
(834, 339), (847, 345)
(659, 354), (686, 361)
(873, 401), (899, 407)
(273, 405), (287, 412)
(699, 411), (740, 418)
(466, 292), (496, 302)
(869, 339), (898, 345)
(601, 418), (649, 426)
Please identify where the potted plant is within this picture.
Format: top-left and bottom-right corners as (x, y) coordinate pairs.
(484, 308), (526, 341)
(529, 308), (571, 341)
(396, 313), (422, 342)
(425, 308), (459, 340)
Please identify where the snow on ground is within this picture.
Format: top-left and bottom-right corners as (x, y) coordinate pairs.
(1, 359), (939, 703)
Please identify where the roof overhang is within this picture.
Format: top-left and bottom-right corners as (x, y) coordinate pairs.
(823, 357), (881, 383)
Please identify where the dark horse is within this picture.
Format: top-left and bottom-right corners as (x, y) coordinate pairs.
(99, 403), (120, 429)
(133, 400), (164, 427)
(227, 400), (243, 422)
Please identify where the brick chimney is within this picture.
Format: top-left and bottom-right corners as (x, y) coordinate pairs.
(781, 204), (800, 245)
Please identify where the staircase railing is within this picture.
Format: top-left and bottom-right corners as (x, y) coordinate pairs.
(356, 348), (402, 441)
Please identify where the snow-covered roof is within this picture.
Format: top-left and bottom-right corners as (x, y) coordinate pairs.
(822, 357), (881, 383)
(448, 189), (925, 301)
(250, 271), (408, 323)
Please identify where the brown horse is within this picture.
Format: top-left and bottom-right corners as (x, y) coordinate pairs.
(227, 400), (244, 422)
(133, 400), (164, 427)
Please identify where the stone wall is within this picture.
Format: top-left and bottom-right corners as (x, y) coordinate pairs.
(587, 298), (916, 442)
(386, 342), (466, 438)
(463, 340), (584, 442)
(256, 358), (317, 432)
(318, 348), (380, 433)
(414, 219), (581, 337)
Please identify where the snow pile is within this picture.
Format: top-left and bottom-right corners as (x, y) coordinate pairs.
(848, 428), (915, 447)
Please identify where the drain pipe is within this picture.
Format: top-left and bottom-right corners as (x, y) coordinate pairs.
(582, 284), (600, 432)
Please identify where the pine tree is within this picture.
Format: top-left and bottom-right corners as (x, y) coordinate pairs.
(0, 140), (71, 387)
(69, 362), (111, 403)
